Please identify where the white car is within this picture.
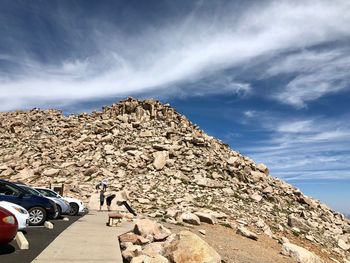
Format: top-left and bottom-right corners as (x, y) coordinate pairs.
(0, 201), (29, 230)
(35, 188), (86, 216)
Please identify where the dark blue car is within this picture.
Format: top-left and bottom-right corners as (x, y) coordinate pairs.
(0, 179), (58, 226)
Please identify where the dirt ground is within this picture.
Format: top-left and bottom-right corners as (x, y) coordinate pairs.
(163, 222), (339, 263)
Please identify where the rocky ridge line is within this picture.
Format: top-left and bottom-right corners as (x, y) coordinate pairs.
(0, 97), (349, 262)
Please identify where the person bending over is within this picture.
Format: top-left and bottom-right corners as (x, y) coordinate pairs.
(106, 194), (116, 211)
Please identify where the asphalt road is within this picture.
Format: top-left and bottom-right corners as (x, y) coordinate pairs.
(0, 215), (82, 263)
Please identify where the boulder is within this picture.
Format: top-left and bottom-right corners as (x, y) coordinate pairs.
(299, 195), (318, 209)
(43, 168), (60, 177)
(236, 227), (258, 241)
(140, 130), (153, 137)
(227, 157), (240, 165)
(281, 243), (323, 263)
(338, 239), (350, 251)
(143, 242), (165, 257)
(153, 151), (168, 170)
(122, 245), (142, 262)
(250, 171), (266, 182)
(194, 212), (218, 225)
(11, 168), (35, 181)
(120, 233), (140, 244)
(250, 192), (263, 202)
(83, 166), (99, 176)
(179, 212), (201, 225)
(288, 215), (310, 232)
(134, 219), (171, 240)
(164, 231), (221, 263)
(256, 163), (269, 175)
(144, 255), (169, 263)
(131, 255), (148, 263)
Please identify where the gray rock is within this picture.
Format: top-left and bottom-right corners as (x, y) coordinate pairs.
(236, 227), (258, 241)
(179, 212), (201, 226)
(282, 243), (324, 263)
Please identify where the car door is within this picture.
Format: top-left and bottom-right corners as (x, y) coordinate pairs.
(0, 182), (22, 205)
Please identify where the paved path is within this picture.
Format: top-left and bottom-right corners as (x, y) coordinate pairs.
(32, 211), (134, 263)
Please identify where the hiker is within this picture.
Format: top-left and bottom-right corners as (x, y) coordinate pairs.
(101, 178), (108, 191)
(99, 190), (105, 211)
(106, 194), (116, 211)
(95, 178), (108, 191)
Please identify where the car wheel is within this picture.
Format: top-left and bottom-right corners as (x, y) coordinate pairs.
(69, 203), (79, 216)
(28, 207), (47, 226)
(54, 206), (62, 219)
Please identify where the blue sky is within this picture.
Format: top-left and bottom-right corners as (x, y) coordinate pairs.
(0, 0), (349, 213)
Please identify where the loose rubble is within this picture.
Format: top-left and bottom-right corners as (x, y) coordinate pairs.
(120, 219), (221, 263)
(0, 97), (349, 260)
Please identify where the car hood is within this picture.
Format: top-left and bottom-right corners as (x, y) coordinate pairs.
(0, 201), (29, 216)
(24, 194), (56, 207)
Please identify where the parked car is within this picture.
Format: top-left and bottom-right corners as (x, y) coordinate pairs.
(0, 207), (18, 244)
(0, 201), (29, 230)
(16, 184), (70, 217)
(35, 187), (86, 216)
(0, 179), (58, 226)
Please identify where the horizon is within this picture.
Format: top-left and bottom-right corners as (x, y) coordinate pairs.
(0, 0), (349, 214)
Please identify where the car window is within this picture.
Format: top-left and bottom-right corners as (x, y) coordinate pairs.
(0, 183), (22, 197)
(37, 189), (57, 197)
(19, 185), (41, 196)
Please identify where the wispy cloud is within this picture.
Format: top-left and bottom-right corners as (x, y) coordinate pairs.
(1, 0), (350, 110)
(266, 49), (350, 107)
(239, 112), (350, 181)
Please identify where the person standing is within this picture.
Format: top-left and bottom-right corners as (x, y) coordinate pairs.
(99, 190), (105, 211)
(101, 178), (108, 191)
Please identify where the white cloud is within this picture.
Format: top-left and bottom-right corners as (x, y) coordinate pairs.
(268, 49), (350, 107)
(1, 0), (350, 110)
(239, 113), (350, 181)
(243, 110), (256, 118)
(276, 120), (314, 133)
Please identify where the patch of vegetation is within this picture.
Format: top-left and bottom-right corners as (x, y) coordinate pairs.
(292, 229), (300, 237)
(219, 222), (232, 228)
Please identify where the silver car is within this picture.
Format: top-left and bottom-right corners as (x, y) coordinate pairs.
(16, 184), (71, 217)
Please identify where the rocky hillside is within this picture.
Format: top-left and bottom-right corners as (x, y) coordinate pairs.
(0, 97), (349, 262)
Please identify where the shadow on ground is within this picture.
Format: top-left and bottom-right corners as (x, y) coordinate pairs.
(0, 215), (82, 263)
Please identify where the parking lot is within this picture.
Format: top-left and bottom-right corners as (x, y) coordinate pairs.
(0, 215), (82, 263)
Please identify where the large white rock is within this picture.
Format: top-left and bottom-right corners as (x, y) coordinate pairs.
(250, 192), (263, 202)
(288, 215), (310, 232)
(236, 227), (258, 241)
(194, 211), (218, 225)
(134, 219), (171, 240)
(250, 171), (266, 182)
(153, 151), (169, 170)
(256, 163), (269, 175)
(281, 243), (324, 263)
(227, 157), (240, 165)
(179, 212), (201, 225)
(164, 231), (221, 263)
(43, 168), (60, 177)
(144, 255), (169, 263)
(338, 239), (350, 251)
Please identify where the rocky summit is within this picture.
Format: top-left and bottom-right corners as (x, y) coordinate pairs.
(0, 97), (349, 262)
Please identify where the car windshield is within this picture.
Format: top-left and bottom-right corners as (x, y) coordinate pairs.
(36, 189), (58, 198)
(0, 183), (22, 197)
(18, 185), (42, 196)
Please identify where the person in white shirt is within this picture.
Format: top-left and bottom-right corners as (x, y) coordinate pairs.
(101, 178), (108, 191)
